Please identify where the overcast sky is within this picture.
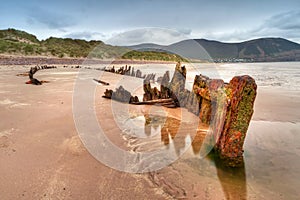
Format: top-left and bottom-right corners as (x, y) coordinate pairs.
(1, 0), (300, 45)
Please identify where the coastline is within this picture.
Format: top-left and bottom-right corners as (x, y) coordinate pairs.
(0, 55), (180, 66)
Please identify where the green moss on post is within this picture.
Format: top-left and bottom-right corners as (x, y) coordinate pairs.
(215, 75), (257, 167)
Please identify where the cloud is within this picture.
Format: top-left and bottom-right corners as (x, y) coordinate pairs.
(250, 10), (300, 42)
(27, 7), (76, 30)
(176, 28), (192, 35)
(103, 10), (300, 45)
(264, 10), (300, 30)
(64, 31), (107, 41)
(198, 10), (300, 43)
(106, 28), (191, 45)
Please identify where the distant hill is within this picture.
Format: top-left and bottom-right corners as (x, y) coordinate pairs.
(0, 28), (185, 61)
(121, 50), (187, 62)
(0, 29), (40, 55)
(40, 37), (128, 58)
(128, 38), (300, 62)
(0, 28), (129, 59)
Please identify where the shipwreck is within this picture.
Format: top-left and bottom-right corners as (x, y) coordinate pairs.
(103, 61), (257, 167)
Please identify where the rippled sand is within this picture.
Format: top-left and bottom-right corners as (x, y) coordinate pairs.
(0, 63), (300, 199)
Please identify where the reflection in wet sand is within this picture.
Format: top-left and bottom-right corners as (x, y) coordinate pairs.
(143, 113), (191, 156)
(191, 131), (206, 155)
(208, 153), (247, 200)
(140, 113), (247, 200)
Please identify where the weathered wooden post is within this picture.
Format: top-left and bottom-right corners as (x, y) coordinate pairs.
(143, 75), (153, 101)
(178, 62), (257, 167)
(160, 71), (170, 99)
(169, 61), (187, 107)
(214, 75), (257, 166)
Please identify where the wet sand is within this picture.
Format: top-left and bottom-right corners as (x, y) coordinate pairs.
(0, 64), (300, 199)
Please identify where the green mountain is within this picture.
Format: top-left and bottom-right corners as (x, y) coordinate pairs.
(121, 50), (188, 62)
(0, 28), (39, 44)
(0, 28), (40, 55)
(0, 28), (129, 58)
(0, 28), (185, 61)
(40, 37), (128, 58)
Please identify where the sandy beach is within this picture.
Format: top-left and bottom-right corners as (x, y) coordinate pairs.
(0, 62), (300, 199)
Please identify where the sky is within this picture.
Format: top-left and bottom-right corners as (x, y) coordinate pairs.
(1, 0), (300, 45)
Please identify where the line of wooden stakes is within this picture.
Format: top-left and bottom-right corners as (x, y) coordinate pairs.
(102, 62), (257, 167)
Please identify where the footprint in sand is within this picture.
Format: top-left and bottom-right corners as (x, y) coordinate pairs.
(0, 128), (17, 148)
(0, 129), (18, 155)
(61, 136), (86, 156)
(0, 136), (10, 148)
